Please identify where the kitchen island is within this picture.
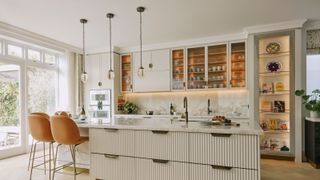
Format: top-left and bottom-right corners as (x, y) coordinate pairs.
(68, 117), (261, 180)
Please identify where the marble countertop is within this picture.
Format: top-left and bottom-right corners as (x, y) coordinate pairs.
(306, 117), (320, 122)
(76, 117), (261, 135)
(114, 114), (250, 120)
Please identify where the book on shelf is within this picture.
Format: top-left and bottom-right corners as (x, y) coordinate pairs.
(273, 101), (286, 113)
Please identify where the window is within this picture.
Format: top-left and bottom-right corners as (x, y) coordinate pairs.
(307, 55), (320, 94)
(27, 66), (57, 114)
(0, 41), (2, 55)
(27, 49), (41, 62)
(7, 44), (23, 58)
(44, 53), (56, 65)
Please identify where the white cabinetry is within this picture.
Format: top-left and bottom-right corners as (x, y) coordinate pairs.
(132, 49), (170, 92)
(89, 128), (260, 180)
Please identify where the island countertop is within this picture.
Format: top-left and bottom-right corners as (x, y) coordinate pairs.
(75, 117), (262, 135)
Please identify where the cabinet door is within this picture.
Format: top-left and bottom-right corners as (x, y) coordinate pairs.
(101, 53), (113, 89)
(171, 49), (186, 91)
(132, 49), (170, 92)
(230, 42), (246, 88)
(187, 47), (206, 90)
(189, 133), (259, 169)
(121, 54), (132, 92)
(189, 163), (259, 180)
(85, 54), (100, 89)
(207, 44), (228, 89)
(91, 153), (135, 180)
(136, 158), (188, 180)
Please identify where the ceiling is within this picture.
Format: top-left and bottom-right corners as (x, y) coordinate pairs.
(0, 0), (319, 51)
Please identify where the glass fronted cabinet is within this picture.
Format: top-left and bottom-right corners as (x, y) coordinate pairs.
(187, 47), (206, 90)
(257, 32), (294, 158)
(121, 54), (132, 92)
(171, 49), (185, 91)
(207, 44), (227, 89)
(230, 42), (246, 88)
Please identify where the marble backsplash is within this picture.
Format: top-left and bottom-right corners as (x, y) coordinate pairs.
(122, 90), (249, 117)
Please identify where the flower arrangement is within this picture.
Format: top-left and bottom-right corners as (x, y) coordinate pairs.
(122, 101), (139, 114)
(295, 89), (320, 117)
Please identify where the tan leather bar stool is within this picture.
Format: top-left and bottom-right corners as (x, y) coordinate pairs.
(50, 115), (89, 180)
(54, 111), (69, 117)
(28, 114), (55, 180)
(28, 112), (50, 171)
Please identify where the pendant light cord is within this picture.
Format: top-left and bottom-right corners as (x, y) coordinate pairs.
(139, 11), (143, 68)
(109, 16), (113, 71)
(82, 21), (86, 73)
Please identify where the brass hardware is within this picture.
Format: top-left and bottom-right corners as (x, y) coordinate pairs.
(211, 133), (232, 137)
(211, 165), (233, 170)
(104, 154), (119, 159)
(104, 128), (119, 132)
(152, 159), (169, 164)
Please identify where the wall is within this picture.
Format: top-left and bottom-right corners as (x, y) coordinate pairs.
(122, 90), (249, 117)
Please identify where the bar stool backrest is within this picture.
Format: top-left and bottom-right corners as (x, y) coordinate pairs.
(28, 114), (54, 142)
(30, 112), (50, 120)
(50, 115), (80, 145)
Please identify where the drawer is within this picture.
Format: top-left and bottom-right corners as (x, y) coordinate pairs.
(90, 153), (135, 180)
(135, 130), (188, 161)
(189, 133), (259, 169)
(90, 128), (134, 156)
(136, 158), (188, 180)
(189, 163), (259, 180)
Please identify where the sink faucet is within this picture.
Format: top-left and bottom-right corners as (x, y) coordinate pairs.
(208, 99), (212, 115)
(184, 97), (188, 123)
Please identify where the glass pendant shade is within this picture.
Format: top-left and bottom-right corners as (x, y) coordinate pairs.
(81, 72), (88, 83)
(108, 69), (115, 80)
(138, 66), (144, 77)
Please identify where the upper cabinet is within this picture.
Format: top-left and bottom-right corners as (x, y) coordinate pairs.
(86, 53), (112, 89)
(187, 47), (206, 90)
(230, 42), (246, 88)
(121, 54), (132, 92)
(132, 49), (170, 92)
(207, 44), (227, 89)
(171, 49), (185, 91)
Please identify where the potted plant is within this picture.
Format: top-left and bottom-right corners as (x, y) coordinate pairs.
(122, 101), (139, 114)
(295, 89), (320, 118)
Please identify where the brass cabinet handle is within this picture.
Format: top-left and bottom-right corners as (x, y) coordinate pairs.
(211, 133), (232, 137)
(104, 154), (119, 159)
(104, 128), (119, 132)
(211, 165), (233, 170)
(152, 130), (169, 134)
(152, 159), (169, 164)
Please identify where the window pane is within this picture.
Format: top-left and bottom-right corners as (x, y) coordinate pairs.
(307, 55), (320, 94)
(27, 66), (56, 114)
(0, 42), (2, 54)
(7, 44), (23, 58)
(27, 49), (41, 61)
(44, 53), (56, 65)
(0, 64), (21, 149)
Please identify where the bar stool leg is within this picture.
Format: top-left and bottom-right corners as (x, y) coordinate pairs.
(69, 145), (77, 180)
(27, 139), (34, 171)
(43, 142), (46, 175)
(29, 142), (38, 180)
(48, 142), (53, 180)
(52, 144), (61, 180)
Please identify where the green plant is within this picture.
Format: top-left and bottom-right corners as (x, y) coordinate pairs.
(295, 89), (320, 112)
(122, 101), (139, 114)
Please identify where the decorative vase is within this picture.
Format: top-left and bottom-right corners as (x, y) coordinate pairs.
(310, 111), (320, 118)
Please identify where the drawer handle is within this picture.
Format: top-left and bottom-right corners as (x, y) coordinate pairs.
(143, 116), (152, 119)
(104, 128), (119, 132)
(211, 165), (233, 170)
(152, 130), (169, 134)
(104, 154), (119, 159)
(211, 133), (232, 137)
(152, 159), (169, 164)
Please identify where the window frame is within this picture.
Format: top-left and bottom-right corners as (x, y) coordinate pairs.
(26, 48), (42, 63)
(6, 41), (25, 59)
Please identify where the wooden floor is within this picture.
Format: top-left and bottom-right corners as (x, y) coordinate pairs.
(0, 154), (319, 180)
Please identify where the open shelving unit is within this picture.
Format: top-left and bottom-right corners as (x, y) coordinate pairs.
(257, 33), (295, 158)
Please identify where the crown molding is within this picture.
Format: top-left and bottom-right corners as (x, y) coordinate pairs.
(0, 21), (82, 53)
(304, 19), (320, 30)
(244, 19), (308, 35)
(118, 32), (247, 53)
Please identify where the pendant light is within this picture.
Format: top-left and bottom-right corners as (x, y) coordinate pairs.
(107, 13), (115, 80)
(137, 6), (145, 78)
(80, 18), (88, 83)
